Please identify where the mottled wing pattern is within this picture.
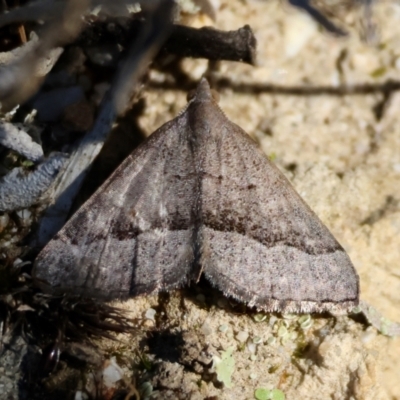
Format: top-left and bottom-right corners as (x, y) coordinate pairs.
(34, 113), (199, 299)
(193, 94), (359, 313)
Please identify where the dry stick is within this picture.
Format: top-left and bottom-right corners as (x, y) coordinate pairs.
(81, 21), (257, 66)
(0, 0), (88, 109)
(33, 0), (176, 248)
(209, 77), (400, 97)
(0, 121), (43, 162)
(163, 24), (257, 65)
(0, 0), (66, 27)
(113, 0), (176, 114)
(0, 154), (68, 213)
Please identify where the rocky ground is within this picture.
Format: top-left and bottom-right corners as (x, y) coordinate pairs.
(1, 0), (400, 399)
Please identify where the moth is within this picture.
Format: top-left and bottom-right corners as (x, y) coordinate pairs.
(34, 79), (359, 313)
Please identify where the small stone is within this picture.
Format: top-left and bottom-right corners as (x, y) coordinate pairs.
(247, 342), (257, 354)
(283, 12), (317, 58)
(235, 330), (249, 343)
(102, 357), (124, 388)
(145, 308), (156, 321)
(201, 322), (212, 336)
(361, 328), (376, 344)
(143, 319), (155, 328)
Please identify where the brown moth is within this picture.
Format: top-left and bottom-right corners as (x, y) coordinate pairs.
(34, 79), (359, 313)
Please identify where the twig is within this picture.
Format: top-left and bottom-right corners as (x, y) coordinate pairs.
(0, 153), (68, 212)
(163, 24), (257, 65)
(0, 121), (43, 162)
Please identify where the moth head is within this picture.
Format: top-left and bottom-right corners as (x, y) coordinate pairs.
(187, 78), (220, 103)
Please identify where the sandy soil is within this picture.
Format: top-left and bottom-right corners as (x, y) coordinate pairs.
(2, 1), (399, 399)
(118, 0), (400, 398)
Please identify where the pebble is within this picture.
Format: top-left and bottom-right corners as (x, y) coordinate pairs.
(201, 322), (212, 336)
(145, 308), (156, 321)
(361, 328), (376, 344)
(102, 357), (124, 388)
(283, 12), (318, 58)
(247, 342), (257, 354)
(235, 330), (249, 343)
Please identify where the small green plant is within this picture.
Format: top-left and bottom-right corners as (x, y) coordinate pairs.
(139, 352), (153, 371)
(212, 347), (235, 388)
(254, 388), (286, 400)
